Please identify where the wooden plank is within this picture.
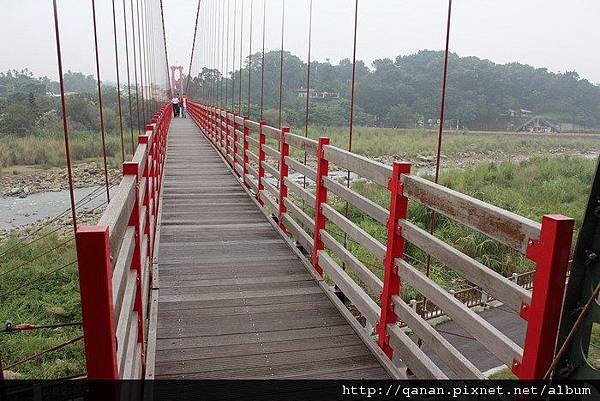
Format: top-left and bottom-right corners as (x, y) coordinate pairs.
(247, 134), (259, 147)
(285, 178), (316, 205)
(399, 219), (531, 312)
(245, 119), (260, 132)
(317, 250), (380, 325)
(395, 258), (523, 367)
(263, 144), (280, 159)
(262, 125), (281, 140)
(263, 178), (280, 200)
(285, 156), (316, 181)
(323, 145), (392, 187)
(131, 143), (148, 177)
(247, 149), (259, 164)
(320, 230), (383, 296)
(401, 174), (541, 253)
(112, 227), (135, 320)
(323, 176), (388, 225)
(115, 270), (137, 363)
(263, 160), (280, 179)
(99, 175), (136, 266)
(283, 198), (315, 229)
(260, 191), (279, 213)
(387, 324), (448, 379)
(321, 203), (386, 261)
(284, 132), (318, 153)
(119, 310), (138, 378)
(282, 214), (314, 253)
(391, 295), (484, 379)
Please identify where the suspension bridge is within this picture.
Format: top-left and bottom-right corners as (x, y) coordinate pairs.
(0, 0), (583, 383)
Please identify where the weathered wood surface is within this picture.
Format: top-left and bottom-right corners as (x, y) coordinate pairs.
(154, 119), (389, 379)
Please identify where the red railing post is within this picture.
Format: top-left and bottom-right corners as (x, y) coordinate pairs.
(75, 225), (118, 379)
(257, 120), (267, 206)
(123, 159), (146, 374)
(312, 137), (330, 276)
(231, 112), (239, 168)
(243, 116), (250, 188)
(277, 127), (290, 231)
(514, 214), (574, 379)
(377, 161), (411, 359)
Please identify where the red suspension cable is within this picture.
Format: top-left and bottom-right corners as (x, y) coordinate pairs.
(238, 0), (244, 113)
(426, 0), (453, 277)
(122, 0), (136, 152)
(51, 0), (77, 236)
(111, 0), (126, 162)
(303, 0), (314, 189)
(278, 0), (285, 128)
(231, 0), (237, 110)
(91, 0), (111, 204)
(186, 1), (201, 95)
(130, 0), (142, 134)
(259, 0), (266, 120)
(247, 0), (254, 117)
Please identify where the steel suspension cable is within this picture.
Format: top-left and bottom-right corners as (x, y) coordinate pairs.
(91, 0), (111, 204)
(426, 0), (453, 278)
(220, 0), (225, 107)
(277, 0), (285, 128)
(111, 0), (126, 162)
(246, 0), (253, 117)
(51, 0), (78, 236)
(123, 0), (136, 152)
(259, 0), (266, 120)
(303, 0), (314, 190)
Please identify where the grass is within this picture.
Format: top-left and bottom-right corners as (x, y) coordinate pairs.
(0, 232), (84, 379)
(295, 126), (600, 161)
(0, 131), (134, 172)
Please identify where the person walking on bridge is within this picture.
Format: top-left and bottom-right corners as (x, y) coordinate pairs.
(180, 96), (187, 118)
(171, 94), (180, 117)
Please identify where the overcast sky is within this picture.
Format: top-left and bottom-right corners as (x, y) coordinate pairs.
(1, 0), (599, 85)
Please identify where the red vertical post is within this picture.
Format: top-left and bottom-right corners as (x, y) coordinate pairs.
(243, 116), (250, 188)
(376, 161), (411, 359)
(231, 113), (238, 167)
(514, 214), (574, 379)
(75, 226), (118, 379)
(123, 160), (146, 374)
(257, 120), (267, 205)
(312, 137), (330, 276)
(277, 127), (290, 231)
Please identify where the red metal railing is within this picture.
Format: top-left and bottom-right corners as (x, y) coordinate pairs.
(75, 103), (172, 379)
(187, 100), (574, 380)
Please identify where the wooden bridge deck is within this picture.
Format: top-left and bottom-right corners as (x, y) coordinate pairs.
(153, 118), (390, 379)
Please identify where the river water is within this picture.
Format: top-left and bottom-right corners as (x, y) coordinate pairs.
(0, 186), (110, 230)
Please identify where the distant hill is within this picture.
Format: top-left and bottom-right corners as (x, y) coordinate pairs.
(186, 50), (600, 130)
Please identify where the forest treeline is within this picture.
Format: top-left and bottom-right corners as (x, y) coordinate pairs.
(1, 49), (599, 135)
(186, 50), (600, 129)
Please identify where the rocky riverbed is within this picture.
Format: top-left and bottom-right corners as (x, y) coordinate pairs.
(1, 162), (121, 197)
